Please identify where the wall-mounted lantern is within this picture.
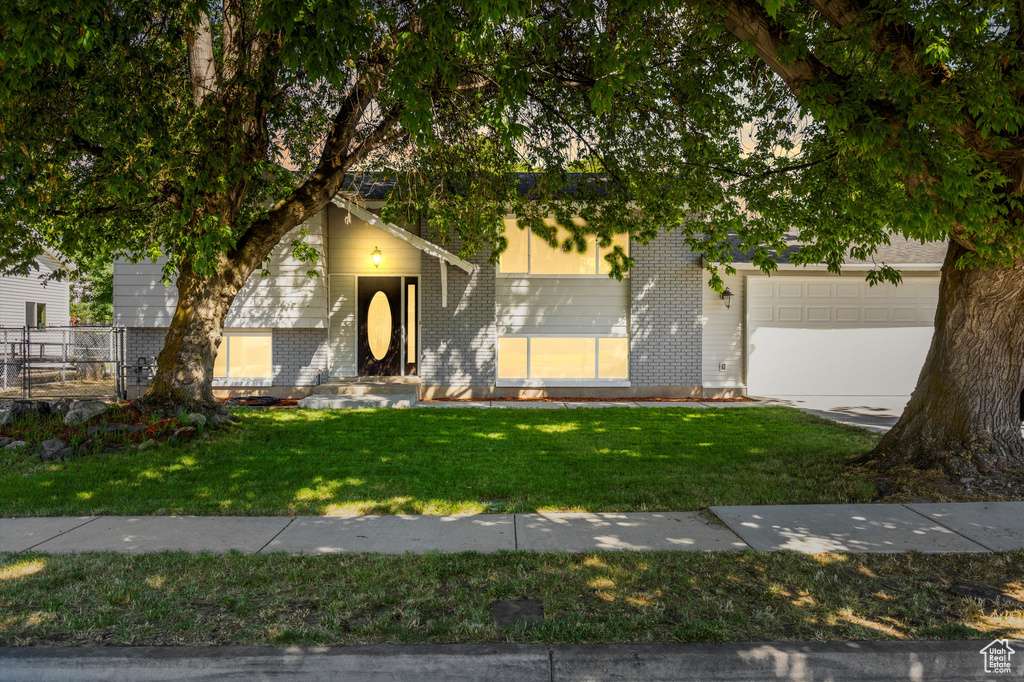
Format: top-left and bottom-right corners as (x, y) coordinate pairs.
(371, 246), (382, 269)
(722, 287), (734, 309)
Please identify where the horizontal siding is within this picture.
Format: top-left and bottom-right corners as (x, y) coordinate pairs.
(0, 254), (71, 328)
(114, 214), (329, 329)
(327, 205), (422, 274)
(113, 258), (177, 327)
(701, 272), (745, 388)
(328, 274), (357, 377)
(496, 276), (628, 336)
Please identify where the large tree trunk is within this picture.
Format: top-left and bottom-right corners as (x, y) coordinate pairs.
(139, 258), (251, 416)
(871, 241), (1024, 478)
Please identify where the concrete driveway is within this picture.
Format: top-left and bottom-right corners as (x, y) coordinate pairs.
(750, 395), (910, 432)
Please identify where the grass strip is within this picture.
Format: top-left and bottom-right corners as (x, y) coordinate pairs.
(1, 550), (1021, 646)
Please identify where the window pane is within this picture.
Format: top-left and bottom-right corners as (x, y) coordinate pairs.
(214, 338), (228, 378)
(598, 337), (629, 379)
(530, 337), (595, 379)
(598, 233), (630, 275)
(497, 337), (528, 379)
(498, 219), (529, 274)
(228, 334), (272, 378)
(366, 291), (392, 361)
(530, 221), (596, 275)
(406, 283), (417, 363)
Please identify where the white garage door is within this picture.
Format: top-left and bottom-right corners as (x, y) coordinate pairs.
(746, 276), (940, 396)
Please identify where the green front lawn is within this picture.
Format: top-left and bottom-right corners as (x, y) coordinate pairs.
(0, 406), (876, 516)
(2, 550), (1021, 645)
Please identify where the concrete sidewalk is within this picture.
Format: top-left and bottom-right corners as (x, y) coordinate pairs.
(3, 503), (1021, 555)
(2, 641), (1018, 681)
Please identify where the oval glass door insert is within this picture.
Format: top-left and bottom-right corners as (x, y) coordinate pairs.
(367, 291), (393, 360)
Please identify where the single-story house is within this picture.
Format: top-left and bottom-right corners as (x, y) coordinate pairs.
(0, 247), (71, 329)
(113, 177), (946, 399)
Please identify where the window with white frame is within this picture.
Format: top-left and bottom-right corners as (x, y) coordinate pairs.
(25, 302), (46, 327)
(498, 218), (629, 276)
(214, 330), (273, 379)
(497, 336), (629, 380)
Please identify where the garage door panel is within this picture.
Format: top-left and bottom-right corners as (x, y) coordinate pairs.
(745, 276), (939, 396)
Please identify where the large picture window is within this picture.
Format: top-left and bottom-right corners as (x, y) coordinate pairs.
(499, 218), (629, 276)
(214, 331), (273, 380)
(497, 336), (629, 380)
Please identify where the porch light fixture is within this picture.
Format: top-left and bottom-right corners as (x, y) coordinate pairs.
(371, 246), (382, 269)
(722, 287), (734, 309)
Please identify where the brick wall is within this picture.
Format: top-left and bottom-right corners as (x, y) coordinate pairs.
(419, 235), (497, 388)
(272, 328), (329, 386)
(126, 327), (327, 387)
(125, 327), (166, 367)
(629, 229), (703, 386)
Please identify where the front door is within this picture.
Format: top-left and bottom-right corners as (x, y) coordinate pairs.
(357, 277), (402, 375)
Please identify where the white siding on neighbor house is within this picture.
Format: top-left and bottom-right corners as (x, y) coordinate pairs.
(113, 258), (177, 327)
(327, 204), (422, 275)
(495, 276), (629, 336)
(327, 274), (357, 377)
(0, 254), (71, 328)
(700, 272), (745, 389)
(114, 214), (329, 329)
(745, 274), (940, 396)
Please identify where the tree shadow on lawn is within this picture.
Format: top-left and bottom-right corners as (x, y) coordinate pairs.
(0, 407), (878, 517)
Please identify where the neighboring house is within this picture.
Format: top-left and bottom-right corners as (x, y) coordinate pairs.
(113, 177), (946, 399)
(0, 248), (71, 329)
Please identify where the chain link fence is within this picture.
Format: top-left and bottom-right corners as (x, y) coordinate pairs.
(0, 326), (126, 400)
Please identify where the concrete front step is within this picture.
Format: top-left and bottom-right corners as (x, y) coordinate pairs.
(312, 378), (421, 398)
(298, 394), (418, 409)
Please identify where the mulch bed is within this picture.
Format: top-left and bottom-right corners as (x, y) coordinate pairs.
(0, 402), (177, 446)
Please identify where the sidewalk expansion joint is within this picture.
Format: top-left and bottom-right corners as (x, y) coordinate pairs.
(22, 516), (100, 554)
(901, 504), (997, 553)
(258, 517), (295, 554)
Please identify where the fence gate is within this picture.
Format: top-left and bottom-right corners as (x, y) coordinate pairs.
(0, 326), (126, 400)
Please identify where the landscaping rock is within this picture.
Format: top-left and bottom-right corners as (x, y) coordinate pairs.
(186, 412), (207, 428)
(63, 400), (109, 426)
(50, 397), (76, 415)
(172, 426), (198, 443)
(101, 443), (126, 454)
(0, 436), (11, 448)
(40, 439), (74, 461)
(4, 440), (28, 451)
(137, 439), (158, 451)
(1, 400), (52, 425)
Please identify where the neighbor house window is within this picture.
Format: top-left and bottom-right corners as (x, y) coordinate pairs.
(498, 218), (629, 276)
(497, 336), (628, 380)
(25, 302), (46, 327)
(214, 331), (272, 379)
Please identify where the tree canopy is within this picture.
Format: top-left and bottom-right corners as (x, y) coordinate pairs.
(4, 1), (1022, 287)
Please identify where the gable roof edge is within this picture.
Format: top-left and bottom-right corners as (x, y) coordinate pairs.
(331, 197), (475, 274)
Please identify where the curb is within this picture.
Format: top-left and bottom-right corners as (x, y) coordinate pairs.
(2, 640), (1020, 681)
